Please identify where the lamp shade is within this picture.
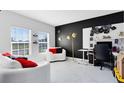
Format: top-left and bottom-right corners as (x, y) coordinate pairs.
(66, 35), (71, 40)
(72, 33), (77, 38)
(58, 37), (62, 41)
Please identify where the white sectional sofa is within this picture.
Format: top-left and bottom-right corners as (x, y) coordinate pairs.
(0, 61), (50, 83)
(0, 54), (50, 83)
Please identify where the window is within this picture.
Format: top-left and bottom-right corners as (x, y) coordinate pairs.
(38, 32), (49, 53)
(11, 27), (31, 56)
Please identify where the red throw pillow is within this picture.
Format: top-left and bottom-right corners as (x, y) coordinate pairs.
(49, 48), (56, 54)
(2, 52), (12, 56)
(15, 58), (38, 68)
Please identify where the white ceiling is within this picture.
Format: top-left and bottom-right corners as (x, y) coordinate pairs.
(12, 10), (120, 26)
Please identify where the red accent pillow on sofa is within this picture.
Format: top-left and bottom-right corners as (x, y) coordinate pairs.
(2, 52), (12, 56)
(15, 58), (38, 68)
(49, 48), (57, 54)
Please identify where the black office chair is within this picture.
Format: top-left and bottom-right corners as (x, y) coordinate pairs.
(94, 44), (113, 70)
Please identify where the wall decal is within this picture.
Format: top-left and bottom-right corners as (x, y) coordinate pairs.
(91, 24), (117, 35)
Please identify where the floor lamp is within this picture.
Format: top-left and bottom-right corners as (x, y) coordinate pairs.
(67, 32), (77, 61)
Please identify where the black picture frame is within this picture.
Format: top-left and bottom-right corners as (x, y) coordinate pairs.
(115, 39), (118, 44)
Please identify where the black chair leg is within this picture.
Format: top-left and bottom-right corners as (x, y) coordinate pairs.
(100, 61), (104, 70)
(100, 65), (102, 70)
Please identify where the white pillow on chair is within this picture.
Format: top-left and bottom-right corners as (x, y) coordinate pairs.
(0, 54), (22, 69)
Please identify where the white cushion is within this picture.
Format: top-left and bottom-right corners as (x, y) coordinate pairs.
(0, 54), (22, 69)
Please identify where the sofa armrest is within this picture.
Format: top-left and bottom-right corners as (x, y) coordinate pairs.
(46, 50), (54, 61)
(62, 49), (66, 55)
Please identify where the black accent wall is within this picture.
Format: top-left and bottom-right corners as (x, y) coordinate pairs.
(55, 11), (124, 58)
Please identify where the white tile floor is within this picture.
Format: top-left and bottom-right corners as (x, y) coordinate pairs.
(50, 59), (117, 83)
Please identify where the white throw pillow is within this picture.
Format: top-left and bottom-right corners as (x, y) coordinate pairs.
(0, 54), (22, 69)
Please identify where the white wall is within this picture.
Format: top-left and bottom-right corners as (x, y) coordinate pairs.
(94, 23), (124, 41)
(0, 10), (55, 55)
(93, 23), (124, 50)
(82, 23), (124, 50)
(82, 27), (91, 49)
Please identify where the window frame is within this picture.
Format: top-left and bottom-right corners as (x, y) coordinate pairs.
(38, 32), (49, 53)
(11, 27), (31, 56)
